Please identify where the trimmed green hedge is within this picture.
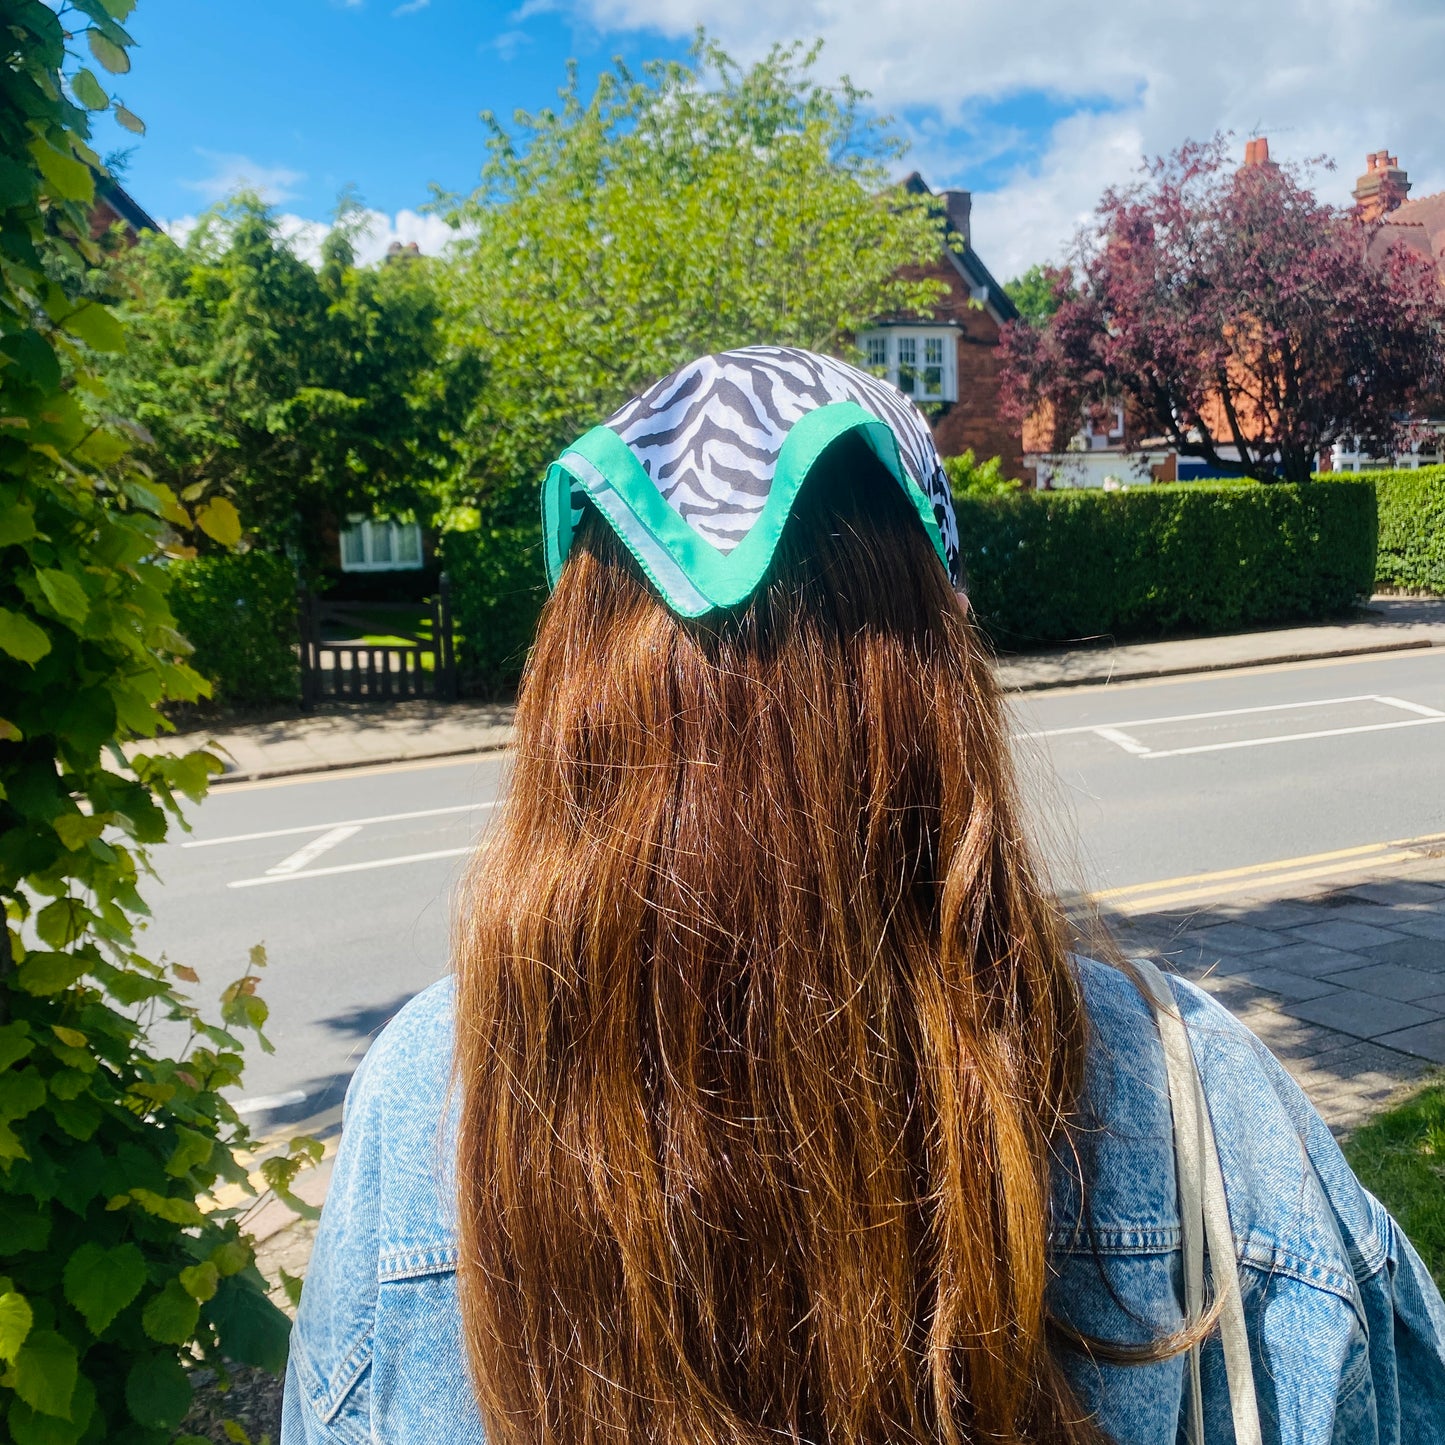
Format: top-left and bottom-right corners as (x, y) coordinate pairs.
(440, 480), (1377, 686)
(1357, 465), (1445, 596)
(169, 550), (300, 705)
(953, 480), (1377, 647)
(437, 521), (548, 695)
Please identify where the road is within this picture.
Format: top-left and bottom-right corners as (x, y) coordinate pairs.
(140, 647), (1445, 1138)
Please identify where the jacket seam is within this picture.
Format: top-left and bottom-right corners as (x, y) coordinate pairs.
(378, 1244), (461, 1282)
(293, 1320), (374, 1425)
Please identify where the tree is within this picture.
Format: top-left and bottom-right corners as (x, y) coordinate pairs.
(1002, 263), (1070, 328)
(1000, 138), (1445, 483)
(2, 3), (310, 1438)
(100, 195), (484, 565)
(442, 36), (949, 501)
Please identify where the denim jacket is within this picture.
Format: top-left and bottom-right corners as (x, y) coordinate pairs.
(281, 960), (1445, 1444)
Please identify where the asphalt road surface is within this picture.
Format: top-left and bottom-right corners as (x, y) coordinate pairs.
(140, 648), (1445, 1138)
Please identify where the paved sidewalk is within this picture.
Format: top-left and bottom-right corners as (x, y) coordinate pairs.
(144, 699), (517, 784)
(150, 594), (1445, 784)
(996, 594), (1445, 692)
(1105, 851), (1445, 1133)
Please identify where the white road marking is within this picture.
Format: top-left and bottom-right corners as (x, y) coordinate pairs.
(183, 800), (496, 849)
(1138, 715), (1445, 759)
(1019, 691), (1445, 759)
(1093, 726), (1151, 756)
(233, 1089), (307, 1115)
(1020, 693), (1387, 739)
(266, 824), (361, 876)
(1376, 695), (1445, 719)
(228, 844), (474, 888)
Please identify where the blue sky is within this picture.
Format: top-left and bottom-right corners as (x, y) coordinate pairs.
(90, 0), (1445, 281)
(90, 2), (693, 229)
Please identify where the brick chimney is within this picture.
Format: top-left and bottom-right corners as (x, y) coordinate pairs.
(1353, 150), (1411, 222)
(1240, 136), (1278, 171)
(940, 188), (971, 247)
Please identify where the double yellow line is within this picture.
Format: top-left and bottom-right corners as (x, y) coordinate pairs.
(1092, 830), (1445, 915)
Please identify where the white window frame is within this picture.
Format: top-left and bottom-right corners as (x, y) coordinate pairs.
(1330, 426), (1444, 472)
(857, 327), (957, 403)
(339, 517), (424, 573)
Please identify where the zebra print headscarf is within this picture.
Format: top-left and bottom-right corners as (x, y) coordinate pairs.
(542, 346), (961, 618)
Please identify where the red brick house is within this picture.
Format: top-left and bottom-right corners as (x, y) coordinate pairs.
(88, 176), (160, 245)
(860, 173), (1024, 475)
(1332, 149), (1445, 471)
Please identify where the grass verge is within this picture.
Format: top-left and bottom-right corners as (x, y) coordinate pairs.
(1343, 1079), (1445, 1288)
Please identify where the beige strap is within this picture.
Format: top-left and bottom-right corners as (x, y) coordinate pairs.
(1131, 957), (1262, 1445)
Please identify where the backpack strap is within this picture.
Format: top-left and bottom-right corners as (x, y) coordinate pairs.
(1130, 956), (1263, 1445)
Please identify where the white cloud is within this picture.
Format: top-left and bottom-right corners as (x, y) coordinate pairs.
(182, 150), (306, 205)
(553, 0), (1445, 277)
(510, 0), (557, 18)
(392, 0), (429, 14)
(345, 207), (459, 265)
(487, 28), (533, 61)
(158, 207), (457, 269)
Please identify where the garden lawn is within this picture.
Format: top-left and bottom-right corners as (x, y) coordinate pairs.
(1343, 1080), (1445, 1288)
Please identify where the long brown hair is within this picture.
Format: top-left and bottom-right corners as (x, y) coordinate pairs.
(455, 439), (1109, 1445)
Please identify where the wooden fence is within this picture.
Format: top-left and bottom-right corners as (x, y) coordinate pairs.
(298, 575), (457, 709)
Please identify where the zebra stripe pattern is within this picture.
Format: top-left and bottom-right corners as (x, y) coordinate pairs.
(601, 346), (961, 585)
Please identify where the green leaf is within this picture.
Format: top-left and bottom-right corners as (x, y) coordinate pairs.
(0, 156), (36, 208)
(35, 570), (90, 624)
(124, 1351), (192, 1430)
(53, 815), (105, 850)
(35, 900), (88, 949)
(178, 1261), (218, 1303)
(114, 105), (145, 135)
(70, 68), (108, 110)
(195, 497), (242, 546)
(16, 952), (87, 996)
(0, 608), (51, 664)
(141, 1279), (199, 1344)
(10, 1330), (78, 1419)
(46, 1068), (89, 1101)
(101, 0), (137, 19)
(164, 1125), (214, 1179)
(209, 1239), (251, 1278)
(0, 1023), (35, 1073)
(0, 1198), (51, 1254)
(86, 29), (130, 74)
(0, 1291), (34, 1362)
(205, 1276), (291, 1372)
(63, 301), (125, 353)
(0, 501), (37, 547)
(8, 1373), (94, 1444)
(27, 140), (93, 203)
(63, 1242), (146, 1335)
(1, 330), (61, 393)
(0, 1069), (46, 1121)
(123, 1187), (204, 1226)
(278, 1267), (304, 1310)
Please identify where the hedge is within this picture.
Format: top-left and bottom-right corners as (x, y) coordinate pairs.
(952, 479), (1377, 648)
(440, 480), (1376, 685)
(437, 520), (549, 696)
(1355, 465), (1445, 596)
(168, 550), (300, 706)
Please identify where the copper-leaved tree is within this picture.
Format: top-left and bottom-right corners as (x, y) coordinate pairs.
(1001, 137), (1445, 482)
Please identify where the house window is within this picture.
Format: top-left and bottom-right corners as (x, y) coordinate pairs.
(896, 336), (918, 394)
(339, 517), (424, 572)
(857, 328), (957, 403)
